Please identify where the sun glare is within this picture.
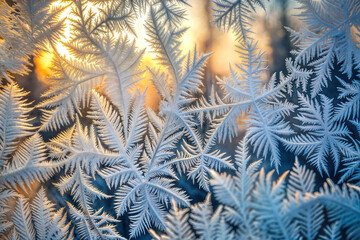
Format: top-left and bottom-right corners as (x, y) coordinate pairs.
(35, 1), (247, 106)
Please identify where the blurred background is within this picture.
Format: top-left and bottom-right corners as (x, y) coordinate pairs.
(16, 0), (299, 108)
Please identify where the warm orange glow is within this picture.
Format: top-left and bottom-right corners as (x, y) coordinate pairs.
(34, 51), (53, 85)
(209, 30), (238, 76)
(131, 54), (161, 110)
(182, 0), (241, 76)
(35, 1), (71, 84)
(35, 1), (272, 109)
(181, 0), (210, 53)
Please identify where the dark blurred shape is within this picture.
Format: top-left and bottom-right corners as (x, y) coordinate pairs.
(14, 57), (46, 101)
(269, 0), (292, 75)
(5, 0), (14, 6)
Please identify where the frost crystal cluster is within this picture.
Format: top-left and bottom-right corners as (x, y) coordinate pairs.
(0, 0), (360, 239)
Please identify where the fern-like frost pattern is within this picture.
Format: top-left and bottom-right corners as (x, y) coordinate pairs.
(0, 0), (360, 239)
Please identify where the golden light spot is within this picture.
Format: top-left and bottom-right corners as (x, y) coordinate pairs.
(182, 0), (240, 76)
(34, 51), (53, 85)
(209, 30), (238, 76)
(35, 1), (72, 84)
(130, 53), (161, 110)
